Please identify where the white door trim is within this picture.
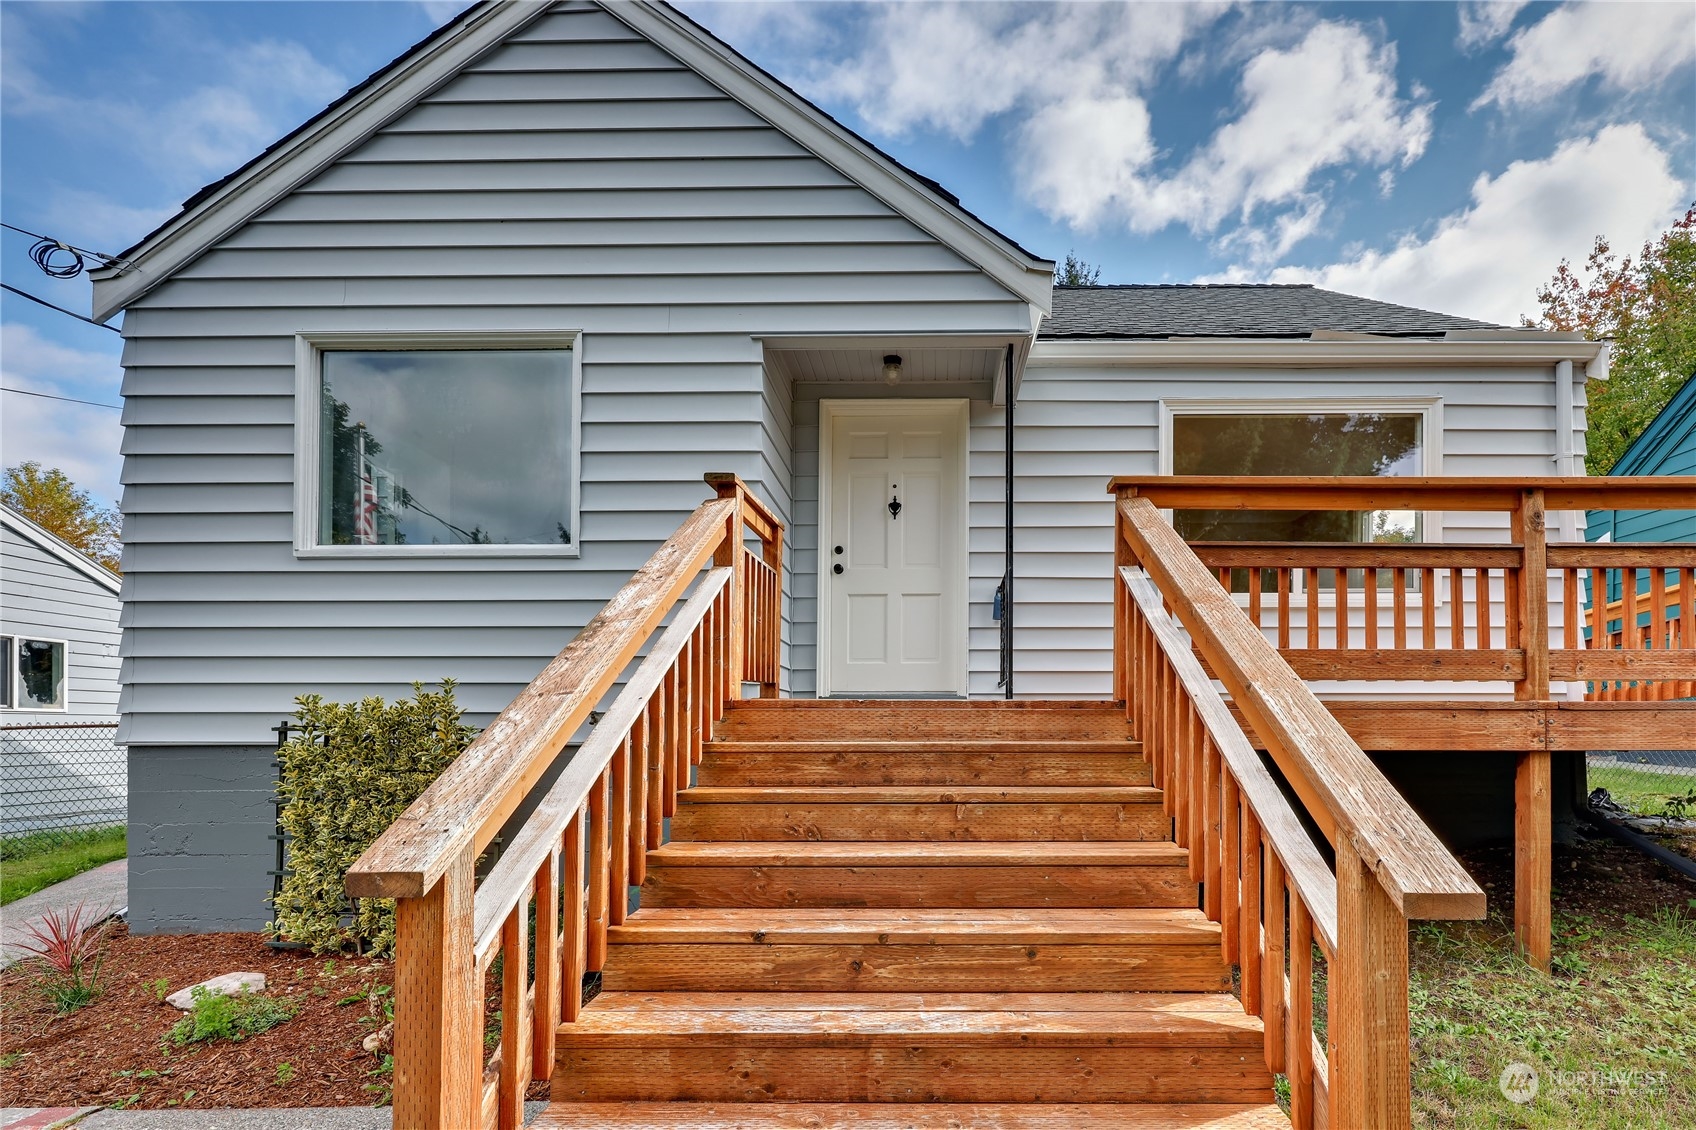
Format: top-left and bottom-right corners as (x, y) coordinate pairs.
(817, 398), (970, 698)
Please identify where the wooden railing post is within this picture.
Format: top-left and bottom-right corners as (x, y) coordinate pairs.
(1113, 487), (1135, 704)
(391, 844), (479, 1130)
(709, 476), (746, 700)
(1512, 487), (1552, 970)
(761, 517), (784, 699)
(1332, 838), (1412, 1130)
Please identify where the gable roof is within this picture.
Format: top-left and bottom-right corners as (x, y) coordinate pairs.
(90, 1), (1054, 322)
(1040, 283), (1500, 339)
(1609, 371), (1696, 476)
(0, 506), (122, 595)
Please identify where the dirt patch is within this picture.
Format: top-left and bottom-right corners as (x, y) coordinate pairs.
(1, 924), (396, 1109)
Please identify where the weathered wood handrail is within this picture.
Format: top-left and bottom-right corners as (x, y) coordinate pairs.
(347, 475), (782, 1129)
(1112, 475), (1696, 973)
(1115, 500), (1485, 1128)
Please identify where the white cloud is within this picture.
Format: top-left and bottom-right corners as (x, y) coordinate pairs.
(416, 1), (469, 27)
(1211, 125), (1685, 326)
(0, 323), (125, 507)
(36, 189), (175, 253)
(1475, 1), (1696, 109)
(1456, 1), (1529, 50)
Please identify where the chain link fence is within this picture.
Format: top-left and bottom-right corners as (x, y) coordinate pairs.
(1589, 750), (1696, 820)
(0, 722), (126, 854)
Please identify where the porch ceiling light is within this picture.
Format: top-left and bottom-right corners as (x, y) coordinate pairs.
(882, 354), (903, 386)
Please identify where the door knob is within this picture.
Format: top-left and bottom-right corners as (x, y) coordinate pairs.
(834, 545), (843, 555)
(833, 563), (844, 575)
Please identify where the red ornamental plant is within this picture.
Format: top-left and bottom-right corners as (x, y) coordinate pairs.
(11, 901), (111, 1014)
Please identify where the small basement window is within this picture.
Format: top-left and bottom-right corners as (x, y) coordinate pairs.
(3, 636), (67, 710)
(297, 336), (579, 555)
(1170, 409), (1426, 543)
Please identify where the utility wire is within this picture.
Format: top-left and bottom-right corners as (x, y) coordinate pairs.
(1, 221), (129, 277)
(1, 386), (122, 410)
(1, 282), (122, 333)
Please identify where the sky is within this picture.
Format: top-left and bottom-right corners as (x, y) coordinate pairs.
(2, 0), (1692, 510)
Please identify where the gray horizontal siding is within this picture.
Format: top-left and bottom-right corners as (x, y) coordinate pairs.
(117, 0), (1030, 745)
(1, 526), (122, 722)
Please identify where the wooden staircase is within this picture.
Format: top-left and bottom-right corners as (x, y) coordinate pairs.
(538, 700), (1288, 1127)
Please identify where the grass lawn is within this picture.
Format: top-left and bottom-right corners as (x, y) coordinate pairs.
(1406, 840), (1696, 1128)
(0, 826), (127, 906)
(1587, 763), (1696, 817)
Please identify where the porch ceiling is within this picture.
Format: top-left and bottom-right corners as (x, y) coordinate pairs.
(762, 340), (1015, 403)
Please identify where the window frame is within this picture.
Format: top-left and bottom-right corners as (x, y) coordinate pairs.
(3, 634), (69, 712)
(292, 331), (583, 559)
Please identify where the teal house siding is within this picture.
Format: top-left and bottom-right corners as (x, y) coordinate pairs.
(1585, 372), (1695, 607)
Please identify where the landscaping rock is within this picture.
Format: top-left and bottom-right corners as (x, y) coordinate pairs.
(165, 972), (266, 1010)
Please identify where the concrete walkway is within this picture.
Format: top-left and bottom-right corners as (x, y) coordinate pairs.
(0, 859), (127, 968)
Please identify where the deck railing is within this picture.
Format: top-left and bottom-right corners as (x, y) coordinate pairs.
(1583, 571), (1692, 699)
(345, 474), (782, 1130)
(1114, 490), (1486, 1129)
(1112, 475), (1696, 971)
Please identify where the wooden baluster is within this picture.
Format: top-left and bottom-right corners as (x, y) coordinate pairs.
(692, 624), (707, 765)
(1220, 772), (1241, 965)
(661, 664), (680, 818)
(1450, 568), (1466, 649)
(610, 737), (630, 926)
(391, 845), (478, 1130)
(1289, 898), (1316, 1130)
(1341, 566), (1354, 649)
(498, 898), (532, 1130)
(1278, 568), (1291, 650)
(1650, 567), (1668, 700)
(642, 704), (662, 856)
(1186, 708), (1205, 884)
(1332, 839), (1411, 1129)
(1263, 851), (1287, 1074)
(1392, 567), (1408, 650)
(586, 770), (609, 973)
(1421, 568), (1437, 650)
(530, 848), (562, 1076)
(561, 810), (585, 1024)
(1240, 808), (1262, 1018)
(1563, 568), (1579, 652)
(1306, 568), (1320, 650)
(1202, 736), (1222, 922)
(1480, 569), (1494, 649)
(1681, 569), (1695, 698)
(1363, 565), (1378, 651)
(1249, 567), (1263, 629)
(1625, 568), (1642, 700)
(1590, 567), (1609, 699)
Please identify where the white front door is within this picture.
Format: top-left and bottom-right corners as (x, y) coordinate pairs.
(822, 400), (967, 696)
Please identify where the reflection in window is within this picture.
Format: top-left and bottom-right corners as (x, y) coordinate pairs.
(1173, 412), (1421, 543)
(16, 638), (65, 709)
(318, 349), (573, 547)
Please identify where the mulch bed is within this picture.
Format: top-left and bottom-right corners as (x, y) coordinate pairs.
(1460, 829), (1696, 926)
(1, 924), (396, 1109)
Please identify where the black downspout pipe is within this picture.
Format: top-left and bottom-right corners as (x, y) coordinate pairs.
(1003, 343), (1015, 699)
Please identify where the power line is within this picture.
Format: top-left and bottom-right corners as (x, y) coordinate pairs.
(0, 282), (122, 334)
(0, 222), (129, 276)
(1, 386), (122, 410)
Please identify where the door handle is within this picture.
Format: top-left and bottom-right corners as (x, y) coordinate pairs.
(833, 563), (844, 575)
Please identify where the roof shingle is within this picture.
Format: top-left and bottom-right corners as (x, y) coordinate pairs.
(1040, 283), (1501, 339)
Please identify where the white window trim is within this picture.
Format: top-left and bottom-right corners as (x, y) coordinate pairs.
(3, 634), (69, 712)
(293, 331), (583, 559)
(1159, 396), (1445, 610)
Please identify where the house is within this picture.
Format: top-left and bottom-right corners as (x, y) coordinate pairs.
(0, 505), (124, 837)
(85, 2), (1694, 1125)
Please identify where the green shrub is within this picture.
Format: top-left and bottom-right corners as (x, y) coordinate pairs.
(167, 987), (295, 1046)
(270, 681), (476, 956)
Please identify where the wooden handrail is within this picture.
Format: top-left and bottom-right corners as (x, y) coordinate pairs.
(1107, 474), (1696, 512)
(347, 475), (782, 1129)
(1117, 494), (1485, 921)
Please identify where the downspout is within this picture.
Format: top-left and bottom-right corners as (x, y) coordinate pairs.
(1000, 343), (1015, 698)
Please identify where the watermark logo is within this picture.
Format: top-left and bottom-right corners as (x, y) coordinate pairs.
(1500, 1062), (1539, 1105)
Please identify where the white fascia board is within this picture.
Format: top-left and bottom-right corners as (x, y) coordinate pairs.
(1, 508), (122, 594)
(89, 1), (552, 323)
(608, 2), (1055, 313)
(1028, 338), (1609, 368)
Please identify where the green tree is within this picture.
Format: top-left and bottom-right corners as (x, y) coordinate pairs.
(1532, 207), (1696, 473)
(2, 462), (121, 573)
(1057, 250), (1103, 286)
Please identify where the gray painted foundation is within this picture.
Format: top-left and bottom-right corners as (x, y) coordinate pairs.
(127, 744), (277, 934)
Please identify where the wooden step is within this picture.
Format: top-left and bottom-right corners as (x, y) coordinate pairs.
(673, 785), (1169, 842)
(535, 1102), (1292, 1128)
(717, 700), (1135, 742)
(697, 746), (1150, 788)
(553, 992), (1274, 1104)
(602, 908), (1228, 993)
(638, 841), (1196, 909)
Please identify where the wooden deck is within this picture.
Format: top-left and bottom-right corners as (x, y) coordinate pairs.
(344, 472), (1693, 1129)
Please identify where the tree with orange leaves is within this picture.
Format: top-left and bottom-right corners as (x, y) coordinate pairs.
(1533, 207), (1696, 473)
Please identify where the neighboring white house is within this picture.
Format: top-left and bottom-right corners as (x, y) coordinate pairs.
(88, 0), (1605, 932)
(0, 505), (124, 837)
